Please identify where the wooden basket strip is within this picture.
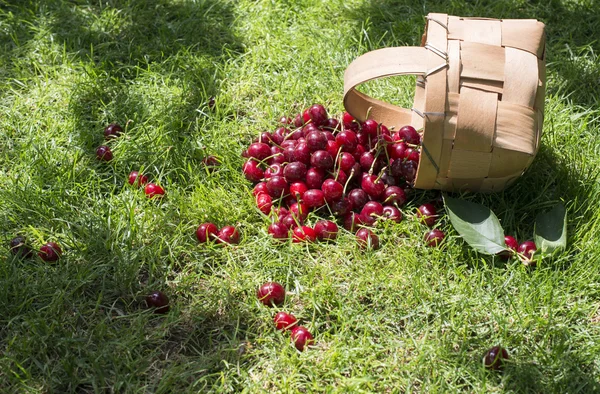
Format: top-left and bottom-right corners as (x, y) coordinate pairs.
(454, 87), (498, 152)
(503, 47), (540, 107)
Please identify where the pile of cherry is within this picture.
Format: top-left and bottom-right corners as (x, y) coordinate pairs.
(241, 104), (446, 249)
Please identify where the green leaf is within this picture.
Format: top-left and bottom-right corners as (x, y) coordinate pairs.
(534, 203), (567, 253)
(444, 196), (505, 255)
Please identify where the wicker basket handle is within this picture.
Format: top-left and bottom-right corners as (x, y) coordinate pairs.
(343, 47), (429, 130)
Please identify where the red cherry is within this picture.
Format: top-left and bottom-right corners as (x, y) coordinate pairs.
(356, 228), (379, 250)
(321, 179), (344, 202)
(253, 182), (269, 196)
(216, 226), (240, 244)
(310, 150), (334, 170)
(257, 282), (286, 307)
(268, 223), (289, 240)
(242, 160), (264, 182)
(291, 326), (314, 351)
(335, 130), (358, 153)
(292, 226), (317, 243)
(96, 145), (113, 161)
(144, 183), (165, 199)
(274, 311), (298, 331)
(416, 203), (437, 227)
(498, 235), (519, 260)
(396, 125), (421, 145)
(361, 201), (384, 226)
(382, 205), (402, 222)
(348, 189), (369, 212)
(342, 112), (358, 131)
(483, 346), (510, 370)
(425, 229), (445, 247)
(307, 104), (328, 127)
(247, 142), (271, 161)
(104, 123), (122, 140)
(128, 171), (149, 187)
(289, 202), (309, 222)
(361, 119), (379, 136)
(305, 130), (328, 152)
(518, 241), (537, 262)
(266, 175), (289, 198)
(314, 220), (339, 241)
(146, 290), (170, 314)
(196, 223), (218, 243)
(382, 186), (407, 207)
(38, 241), (62, 262)
(289, 182), (308, 200)
(256, 193), (273, 215)
(283, 161), (308, 183)
(305, 167), (325, 189)
(361, 175), (385, 199)
(303, 189), (326, 209)
(202, 155), (220, 169)
(389, 142), (407, 160)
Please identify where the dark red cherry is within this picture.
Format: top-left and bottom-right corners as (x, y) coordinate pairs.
(310, 150), (334, 170)
(518, 241), (537, 262)
(416, 203), (437, 227)
(274, 311), (298, 331)
(243, 160), (264, 182)
(103, 123), (122, 140)
(291, 326), (314, 351)
(361, 201), (384, 226)
(216, 226), (240, 244)
(268, 223), (289, 241)
(128, 171), (149, 187)
(266, 176), (289, 198)
(343, 212), (365, 232)
(38, 241), (62, 262)
(305, 167), (325, 189)
(330, 197), (352, 217)
(425, 229), (445, 247)
(307, 104), (328, 126)
(361, 175), (385, 199)
(257, 282), (286, 307)
(382, 186), (407, 207)
(305, 130), (328, 152)
(247, 142), (271, 161)
(396, 125), (421, 145)
(303, 189), (326, 209)
(348, 189), (369, 212)
(382, 205), (402, 222)
(361, 119), (379, 136)
(335, 130), (358, 153)
(283, 161), (307, 183)
(356, 228), (380, 250)
(9, 236), (33, 258)
(144, 183), (165, 199)
(196, 223), (218, 243)
(498, 235), (519, 261)
(321, 179), (344, 202)
(256, 193), (273, 215)
(289, 181), (308, 200)
(314, 220), (339, 241)
(96, 145), (113, 162)
(483, 346), (510, 370)
(146, 291), (170, 314)
(292, 226), (317, 243)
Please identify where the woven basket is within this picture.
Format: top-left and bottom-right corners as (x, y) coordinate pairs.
(343, 13), (546, 192)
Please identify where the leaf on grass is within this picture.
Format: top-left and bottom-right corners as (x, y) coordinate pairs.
(534, 203), (567, 253)
(444, 196), (505, 255)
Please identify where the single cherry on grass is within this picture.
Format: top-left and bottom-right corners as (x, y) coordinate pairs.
(104, 123), (122, 140)
(274, 312), (298, 331)
(144, 183), (165, 199)
(425, 229), (445, 247)
(257, 282), (286, 307)
(38, 241), (62, 262)
(146, 291), (170, 314)
(291, 326), (314, 351)
(96, 145), (113, 162)
(217, 226), (240, 244)
(128, 171), (148, 187)
(483, 346), (509, 370)
(416, 203), (437, 227)
(202, 155), (220, 170)
(9, 236), (33, 258)
(196, 223), (218, 243)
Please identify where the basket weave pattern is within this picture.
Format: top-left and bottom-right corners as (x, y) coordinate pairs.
(344, 13), (546, 192)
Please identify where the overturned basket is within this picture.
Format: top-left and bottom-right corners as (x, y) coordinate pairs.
(344, 13), (546, 192)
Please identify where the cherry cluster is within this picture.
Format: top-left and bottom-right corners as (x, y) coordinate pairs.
(257, 282), (314, 351)
(9, 236), (62, 262)
(498, 236), (537, 265)
(242, 104), (445, 248)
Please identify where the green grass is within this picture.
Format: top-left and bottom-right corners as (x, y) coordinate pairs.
(1, 0), (599, 392)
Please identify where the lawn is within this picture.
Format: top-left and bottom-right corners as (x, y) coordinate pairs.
(1, 0), (599, 392)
